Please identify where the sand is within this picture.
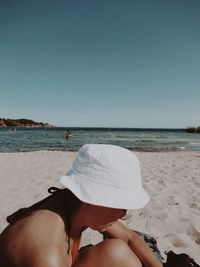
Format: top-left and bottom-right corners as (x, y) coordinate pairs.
(0, 151), (199, 263)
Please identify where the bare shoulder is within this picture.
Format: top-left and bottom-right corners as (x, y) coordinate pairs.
(0, 210), (71, 267)
(0, 235), (71, 267)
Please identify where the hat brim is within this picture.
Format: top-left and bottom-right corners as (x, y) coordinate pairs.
(59, 173), (150, 210)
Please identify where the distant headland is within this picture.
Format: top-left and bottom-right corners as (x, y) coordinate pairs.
(0, 118), (54, 128)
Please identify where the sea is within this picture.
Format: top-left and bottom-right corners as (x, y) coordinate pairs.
(0, 127), (200, 153)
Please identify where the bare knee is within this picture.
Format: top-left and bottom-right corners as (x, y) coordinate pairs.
(101, 239), (142, 266)
(75, 239), (142, 267)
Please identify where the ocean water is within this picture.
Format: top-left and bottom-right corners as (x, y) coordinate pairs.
(0, 128), (200, 153)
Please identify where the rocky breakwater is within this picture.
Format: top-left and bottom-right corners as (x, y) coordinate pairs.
(186, 127), (200, 133)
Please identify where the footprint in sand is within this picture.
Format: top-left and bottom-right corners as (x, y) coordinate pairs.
(196, 239), (200, 245)
(172, 238), (187, 248)
(188, 226), (200, 246)
(189, 203), (200, 212)
(192, 178), (200, 187)
(158, 179), (166, 186)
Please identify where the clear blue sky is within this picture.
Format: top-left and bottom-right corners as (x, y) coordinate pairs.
(0, 0), (200, 128)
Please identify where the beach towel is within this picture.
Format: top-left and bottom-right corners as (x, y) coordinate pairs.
(132, 232), (200, 267)
(134, 231), (163, 263)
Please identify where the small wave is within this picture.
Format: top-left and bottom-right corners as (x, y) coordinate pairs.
(189, 142), (200, 145)
(0, 128), (199, 152)
(136, 139), (158, 143)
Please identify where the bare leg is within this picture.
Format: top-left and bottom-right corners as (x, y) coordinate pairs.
(74, 239), (142, 267)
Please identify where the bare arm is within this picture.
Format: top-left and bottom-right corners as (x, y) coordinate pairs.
(99, 221), (163, 267)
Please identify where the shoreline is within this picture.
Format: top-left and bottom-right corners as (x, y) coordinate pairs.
(0, 151), (200, 263)
(1, 128), (200, 153)
(0, 149), (199, 154)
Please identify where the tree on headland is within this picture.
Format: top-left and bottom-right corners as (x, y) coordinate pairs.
(0, 118), (53, 128)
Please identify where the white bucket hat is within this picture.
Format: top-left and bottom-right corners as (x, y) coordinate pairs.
(59, 144), (149, 209)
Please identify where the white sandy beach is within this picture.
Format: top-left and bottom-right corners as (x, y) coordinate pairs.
(0, 151), (199, 263)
